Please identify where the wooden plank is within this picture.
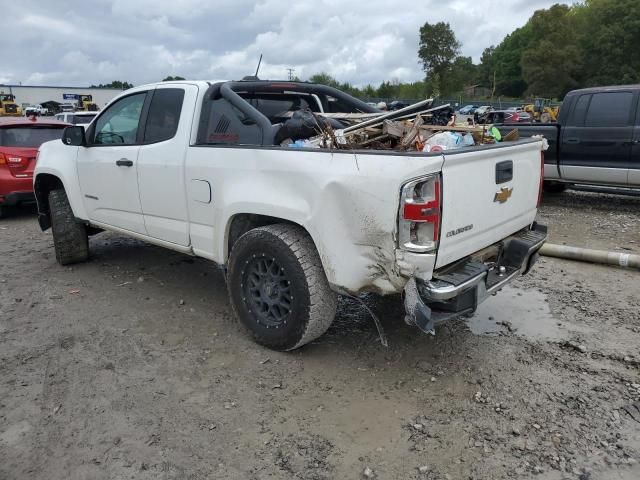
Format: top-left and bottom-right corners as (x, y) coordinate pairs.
(354, 134), (391, 147)
(400, 115), (424, 148)
(419, 125), (486, 134)
(382, 120), (406, 138)
(503, 129), (520, 141)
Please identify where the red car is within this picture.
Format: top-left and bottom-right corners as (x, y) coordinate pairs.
(0, 117), (70, 217)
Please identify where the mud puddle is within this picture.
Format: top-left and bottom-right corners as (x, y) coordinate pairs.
(466, 286), (569, 342)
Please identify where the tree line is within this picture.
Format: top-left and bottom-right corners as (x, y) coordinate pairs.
(313, 0), (639, 101)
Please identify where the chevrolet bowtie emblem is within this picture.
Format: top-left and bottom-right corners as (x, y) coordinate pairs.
(494, 187), (513, 203)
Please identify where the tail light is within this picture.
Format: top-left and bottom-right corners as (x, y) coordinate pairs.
(4, 155), (27, 168)
(399, 174), (441, 253)
(0, 153), (6, 166)
(538, 152), (544, 207)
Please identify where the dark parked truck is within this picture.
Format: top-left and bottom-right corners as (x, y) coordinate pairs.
(500, 85), (640, 192)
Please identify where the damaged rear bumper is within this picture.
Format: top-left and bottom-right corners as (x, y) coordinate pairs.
(404, 222), (547, 333)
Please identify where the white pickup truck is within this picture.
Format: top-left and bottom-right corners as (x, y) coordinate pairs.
(34, 80), (547, 350)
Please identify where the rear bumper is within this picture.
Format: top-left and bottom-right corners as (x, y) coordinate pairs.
(0, 191), (35, 206)
(404, 222), (547, 333)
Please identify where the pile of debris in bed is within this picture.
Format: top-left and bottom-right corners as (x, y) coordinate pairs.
(281, 98), (519, 152)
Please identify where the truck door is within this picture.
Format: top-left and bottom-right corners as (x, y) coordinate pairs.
(77, 91), (149, 234)
(629, 100), (640, 187)
(560, 91), (635, 186)
(137, 84), (198, 246)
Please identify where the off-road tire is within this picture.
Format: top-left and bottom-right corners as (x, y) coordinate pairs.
(227, 224), (337, 351)
(49, 189), (89, 265)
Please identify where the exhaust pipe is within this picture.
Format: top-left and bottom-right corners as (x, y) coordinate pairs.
(540, 243), (640, 270)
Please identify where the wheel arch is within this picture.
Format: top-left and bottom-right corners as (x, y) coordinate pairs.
(34, 173), (65, 230)
(225, 213), (308, 262)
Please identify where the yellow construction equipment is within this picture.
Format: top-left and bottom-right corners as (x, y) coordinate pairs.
(523, 98), (560, 123)
(0, 93), (23, 116)
(76, 94), (99, 112)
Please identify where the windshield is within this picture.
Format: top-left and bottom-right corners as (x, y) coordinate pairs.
(0, 126), (66, 147)
(73, 114), (96, 124)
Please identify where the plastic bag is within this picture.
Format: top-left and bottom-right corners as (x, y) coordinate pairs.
(423, 132), (464, 151)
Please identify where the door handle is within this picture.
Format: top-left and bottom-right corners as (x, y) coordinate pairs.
(565, 138), (580, 144)
(116, 158), (133, 167)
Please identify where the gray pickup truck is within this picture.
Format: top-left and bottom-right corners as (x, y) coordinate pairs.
(501, 85), (640, 192)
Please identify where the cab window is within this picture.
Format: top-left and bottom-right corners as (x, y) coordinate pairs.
(201, 98), (262, 145)
(93, 93), (146, 145)
(143, 89), (185, 143)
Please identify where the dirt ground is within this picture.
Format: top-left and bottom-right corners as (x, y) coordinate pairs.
(1, 189), (639, 480)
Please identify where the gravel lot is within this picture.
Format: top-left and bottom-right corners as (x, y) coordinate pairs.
(1, 189), (639, 480)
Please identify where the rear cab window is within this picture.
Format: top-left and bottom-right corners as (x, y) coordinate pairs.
(0, 126), (66, 147)
(73, 114), (97, 125)
(240, 93), (321, 123)
(200, 98), (263, 146)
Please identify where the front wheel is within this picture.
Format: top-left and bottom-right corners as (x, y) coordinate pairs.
(227, 224), (338, 351)
(49, 189), (89, 265)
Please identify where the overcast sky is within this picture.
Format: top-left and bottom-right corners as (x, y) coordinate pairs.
(3, 0), (577, 88)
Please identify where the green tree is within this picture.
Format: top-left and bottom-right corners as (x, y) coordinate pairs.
(443, 56), (477, 96)
(377, 81), (397, 99)
(308, 73), (340, 88)
(418, 21), (461, 92)
(579, 0), (640, 86)
(488, 25), (533, 97)
(162, 76), (186, 81)
(520, 4), (582, 98)
(90, 80), (134, 89)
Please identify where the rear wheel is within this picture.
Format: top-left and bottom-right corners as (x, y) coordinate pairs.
(49, 189), (89, 265)
(540, 112), (551, 123)
(227, 224), (337, 351)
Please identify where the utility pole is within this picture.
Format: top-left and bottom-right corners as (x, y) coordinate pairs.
(286, 68), (295, 81)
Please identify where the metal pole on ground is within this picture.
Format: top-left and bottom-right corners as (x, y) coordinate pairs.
(540, 243), (640, 270)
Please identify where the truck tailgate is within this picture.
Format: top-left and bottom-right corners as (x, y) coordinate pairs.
(435, 140), (542, 269)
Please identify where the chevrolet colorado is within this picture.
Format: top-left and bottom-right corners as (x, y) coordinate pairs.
(33, 80), (547, 350)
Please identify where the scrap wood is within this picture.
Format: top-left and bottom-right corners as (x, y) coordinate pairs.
(382, 120), (407, 138)
(400, 115), (424, 148)
(419, 124), (485, 134)
(503, 129), (520, 141)
(353, 134), (392, 147)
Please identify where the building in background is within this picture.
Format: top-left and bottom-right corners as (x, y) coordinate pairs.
(0, 84), (125, 113)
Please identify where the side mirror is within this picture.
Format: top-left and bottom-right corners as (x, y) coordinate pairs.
(62, 126), (86, 146)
